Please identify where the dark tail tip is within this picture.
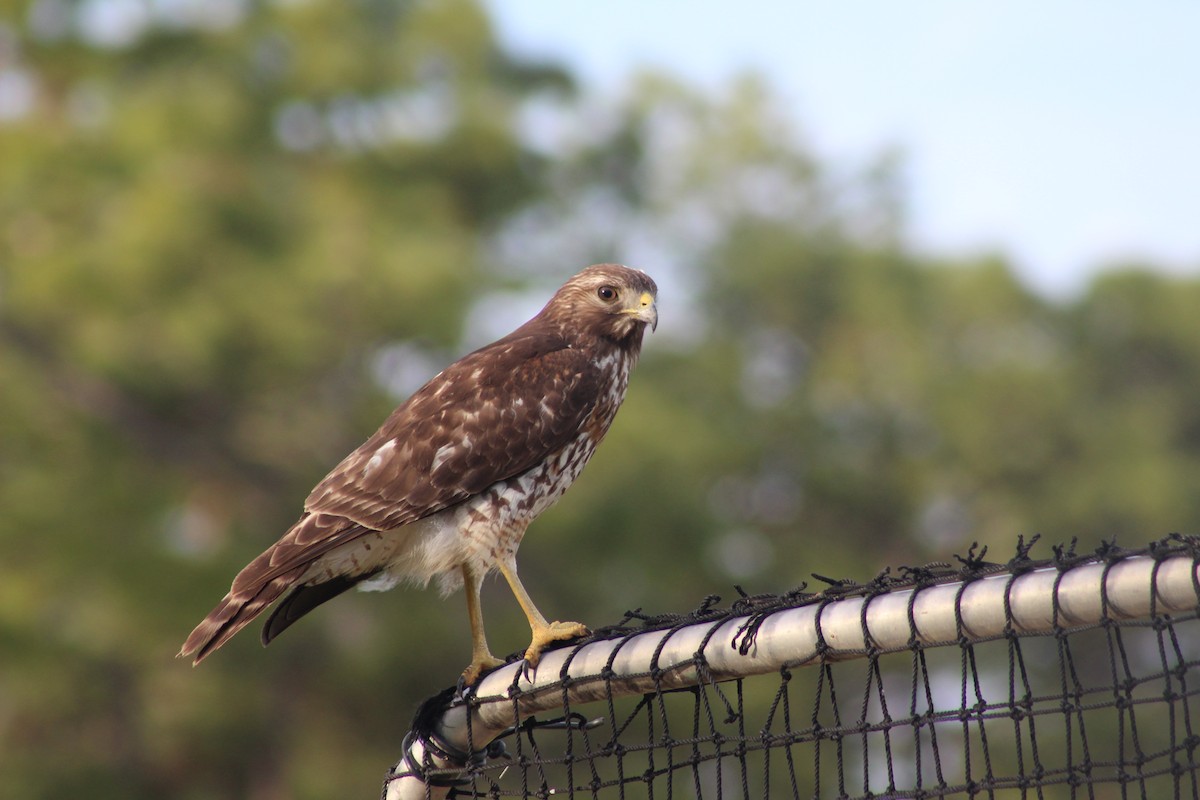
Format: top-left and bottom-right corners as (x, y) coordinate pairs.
(261, 572), (377, 646)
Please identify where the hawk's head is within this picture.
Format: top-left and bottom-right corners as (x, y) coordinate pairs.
(542, 264), (659, 348)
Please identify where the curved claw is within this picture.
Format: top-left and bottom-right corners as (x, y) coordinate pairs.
(524, 620), (590, 667)
(461, 653), (506, 688)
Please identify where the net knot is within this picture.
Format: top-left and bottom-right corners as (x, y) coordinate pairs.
(383, 729), (486, 791)
(954, 541), (994, 573)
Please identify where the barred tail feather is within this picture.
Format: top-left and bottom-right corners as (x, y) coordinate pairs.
(179, 568), (304, 665)
(179, 512), (372, 664)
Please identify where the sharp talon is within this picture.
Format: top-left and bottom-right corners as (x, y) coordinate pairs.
(461, 654), (506, 688)
(523, 620), (590, 670)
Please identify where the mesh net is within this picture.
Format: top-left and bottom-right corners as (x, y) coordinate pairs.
(386, 536), (1200, 799)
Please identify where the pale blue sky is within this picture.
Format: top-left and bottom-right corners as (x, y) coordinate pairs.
(486, 1), (1200, 297)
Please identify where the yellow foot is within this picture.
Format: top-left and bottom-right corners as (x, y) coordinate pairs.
(524, 620), (590, 667)
(461, 653), (506, 687)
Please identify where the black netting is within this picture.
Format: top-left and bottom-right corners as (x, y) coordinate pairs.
(385, 535), (1200, 799)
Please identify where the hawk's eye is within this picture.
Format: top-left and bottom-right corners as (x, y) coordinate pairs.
(597, 286), (619, 303)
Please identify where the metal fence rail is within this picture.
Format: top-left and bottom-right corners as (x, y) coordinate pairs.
(383, 541), (1200, 799)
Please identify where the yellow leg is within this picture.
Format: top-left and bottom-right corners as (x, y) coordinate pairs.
(461, 564), (505, 686)
(495, 560), (589, 667)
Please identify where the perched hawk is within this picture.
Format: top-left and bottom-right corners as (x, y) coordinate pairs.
(181, 264), (658, 684)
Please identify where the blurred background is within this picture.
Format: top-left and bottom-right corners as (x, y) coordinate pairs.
(2, 1), (1198, 797)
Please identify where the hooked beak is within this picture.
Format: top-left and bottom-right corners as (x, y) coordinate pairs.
(622, 291), (658, 332)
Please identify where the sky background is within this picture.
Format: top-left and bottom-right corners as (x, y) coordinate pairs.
(485, 0), (1200, 299)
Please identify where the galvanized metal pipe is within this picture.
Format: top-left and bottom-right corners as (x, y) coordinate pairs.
(384, 554), (1199, 799)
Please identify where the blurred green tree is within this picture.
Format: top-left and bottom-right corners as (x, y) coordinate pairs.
(1, 0), (578, 796)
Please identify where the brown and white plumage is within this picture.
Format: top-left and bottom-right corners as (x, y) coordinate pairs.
(180, 264), (658, 683)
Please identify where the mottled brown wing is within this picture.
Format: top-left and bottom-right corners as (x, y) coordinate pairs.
(308, 330), (603, 526)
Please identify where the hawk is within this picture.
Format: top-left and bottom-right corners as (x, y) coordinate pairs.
(181, 264), (658, 685)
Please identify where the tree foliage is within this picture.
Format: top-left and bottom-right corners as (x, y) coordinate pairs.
(1, 1), (1197, 796)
